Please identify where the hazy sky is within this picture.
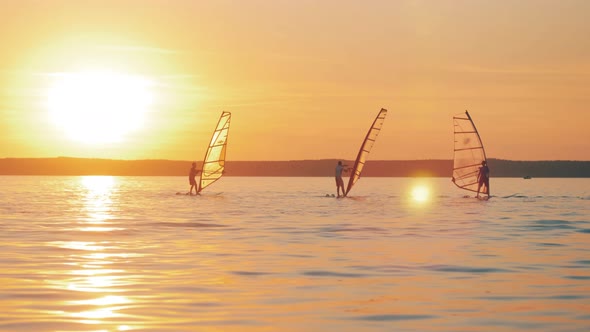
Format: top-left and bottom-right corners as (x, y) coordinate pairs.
(1, 0), (589, 161)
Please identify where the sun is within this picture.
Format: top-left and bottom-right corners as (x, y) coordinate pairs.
(47, 70), (154, 144)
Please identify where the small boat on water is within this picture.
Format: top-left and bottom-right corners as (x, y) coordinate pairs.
(523, 175), (532, 179)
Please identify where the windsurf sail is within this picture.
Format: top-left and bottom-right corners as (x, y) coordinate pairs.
(198, 111), (231, 193)
(344, 108), (388, 196)
(452, 110), (490, 196)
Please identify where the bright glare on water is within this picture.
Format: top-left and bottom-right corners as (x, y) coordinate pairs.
(0, 176), (589, 332)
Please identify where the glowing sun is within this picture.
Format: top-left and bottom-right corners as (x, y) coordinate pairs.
(47, 70), (154, 144)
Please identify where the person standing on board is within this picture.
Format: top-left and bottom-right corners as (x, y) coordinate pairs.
(188, 162), (202, 195)
(335, 161), (349, 197)
(476, 160), (490, 198)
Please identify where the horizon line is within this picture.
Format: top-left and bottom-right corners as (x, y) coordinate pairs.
(1, 156), (590, 162)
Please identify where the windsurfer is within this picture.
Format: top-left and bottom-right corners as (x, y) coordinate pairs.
(335, 161), (348, 197)
(476, 160), (490, 197)
(188, 162), (202, 195)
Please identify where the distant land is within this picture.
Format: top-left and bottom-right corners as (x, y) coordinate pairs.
(1, 157), (590, 177)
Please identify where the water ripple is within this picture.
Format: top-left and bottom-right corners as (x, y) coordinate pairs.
(354, 314), (437, 321)
(303, 270), (368, 278)
(429, 264), (512, 273)
(1, 176), (589, 332)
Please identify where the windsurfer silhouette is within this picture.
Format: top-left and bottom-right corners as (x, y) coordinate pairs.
(188, 162), (202, 195)
(476, 160), (490, 198)
(335, 161), (349, 197)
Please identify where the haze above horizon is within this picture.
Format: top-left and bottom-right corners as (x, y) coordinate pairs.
(1, 0), (589, 161)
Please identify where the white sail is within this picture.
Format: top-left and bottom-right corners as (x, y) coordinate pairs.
(345, 108), (387, 196)
(199, 111), (231, 193)
(452, 111), (489, 196)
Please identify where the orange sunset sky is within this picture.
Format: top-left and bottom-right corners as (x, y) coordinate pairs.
(1, 0), (589, 161)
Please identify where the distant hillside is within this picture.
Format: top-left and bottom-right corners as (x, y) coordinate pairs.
(1, 157), (589, 177)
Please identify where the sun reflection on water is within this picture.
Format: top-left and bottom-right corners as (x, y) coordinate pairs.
(75, 176), (124, 231)
(411, 185), (430, 203)
(45, 176), (138, 329)
(70, 295), (130, 306)
(81, 175), (116, 195)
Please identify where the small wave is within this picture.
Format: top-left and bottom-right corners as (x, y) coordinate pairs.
(151, 222), (227, 228)
(428, 264), (511, 274)
(283, 253), (314, 258)
(354, 314), (437, 321)
(535, 242), (566, 247)
(323, 226), (386, 233)
(536, 219), (573, 225)
(577, 229), (590, 234)
(546, 295), (588, 300)
(527, 219), (577, 231)
(303, 270), (367, 278)
(478, 296), (534, 301)
(564, 275), (590, 280)
(502, 194), (526, 198)
(230, 271), (274, 276)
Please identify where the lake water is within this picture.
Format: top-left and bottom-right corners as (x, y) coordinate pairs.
(1, 176), (589, 332)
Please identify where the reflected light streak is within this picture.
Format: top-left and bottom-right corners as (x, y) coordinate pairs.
(85, 213), (114, 222)
(52, 241), (106, 251)
(46, 177), (136, 328)
(80, 176), (117, 226)
(81, 176), (115, 195)
(71, 269), (123, 276)
(71, 308), (118, 319)
(83, 252), (144, 260)
(70, 295), (130, 306)
(66, 275), (120, 292)
(79, 226), (124, 232)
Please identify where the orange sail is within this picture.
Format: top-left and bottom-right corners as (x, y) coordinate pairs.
(344, 108), (387, 196)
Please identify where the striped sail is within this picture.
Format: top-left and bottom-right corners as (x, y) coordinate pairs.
(345, 108), (387, 196)
(199, 111), (231, 193)
(452, 111), (489, 196)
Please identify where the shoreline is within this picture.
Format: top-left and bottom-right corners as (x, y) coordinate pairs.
(1, 157), (589, 178)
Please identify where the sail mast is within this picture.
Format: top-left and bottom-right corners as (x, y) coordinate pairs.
(465, 111), (488, 163)
(344, 108), (387, 196)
